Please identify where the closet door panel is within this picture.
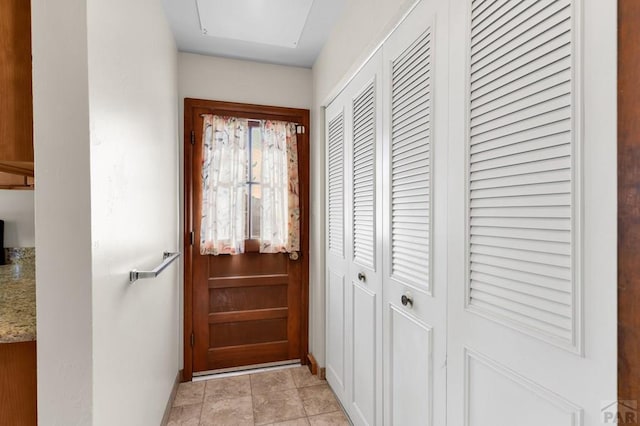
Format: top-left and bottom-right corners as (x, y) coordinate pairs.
(382, 0), (449, 425)
(327, 270), (346, 390)
(447, 0), (617, 424)
(325, 101), (351, 403)
(352, 282), (376, 425)
(325, 49), (383, 426)
(348, 51), (383, 426)
(390, 307), (432, 425)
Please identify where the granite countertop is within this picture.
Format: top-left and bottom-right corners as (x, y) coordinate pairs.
(0, 248), (36, 343)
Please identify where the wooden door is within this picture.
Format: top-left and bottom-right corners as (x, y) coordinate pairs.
(380, 0), (448, 424)
(446, 0), (617, 425)
(184, 99), (310, 376)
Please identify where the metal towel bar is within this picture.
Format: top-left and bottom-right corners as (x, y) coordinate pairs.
(129, 251), (181, 283)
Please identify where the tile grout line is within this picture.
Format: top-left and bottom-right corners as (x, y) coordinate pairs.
(249, 373), (256, 426)
(197, 401), (204, 426)
(195, 367), (343, 425)
(198, 381), (206, 425)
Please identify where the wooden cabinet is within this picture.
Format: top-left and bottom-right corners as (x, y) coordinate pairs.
(0, 341), (37, 425)
(0, 0), (34, 177)
(0, 171), (33, 189)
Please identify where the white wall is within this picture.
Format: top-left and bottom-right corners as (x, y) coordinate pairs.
(87, 0), (179, 424)
(310, 0), (415, 365)
(33, 0), (179, 423)
(0, 190), (35, 247)
(32, 0), (94, 423)
(177, 52), (312, 367)
(179, 52), (312, 110)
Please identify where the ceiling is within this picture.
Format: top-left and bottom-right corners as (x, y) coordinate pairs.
(162, 0), (346, 68)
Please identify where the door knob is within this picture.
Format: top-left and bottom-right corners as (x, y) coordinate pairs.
(358, 272), (366, 282)
(401, 293), (413, 307)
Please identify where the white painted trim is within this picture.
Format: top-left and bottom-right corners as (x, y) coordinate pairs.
(570, 0), (585, 357)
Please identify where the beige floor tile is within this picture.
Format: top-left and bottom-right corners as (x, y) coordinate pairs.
(250, 369), (296, 395)
(298, 385), (341, 416)
(173, 381), (206, 407)
(205, 374), (252, 401)
(167, 403), (202, 426)
(265, 418), (310, 426)
(253, 388), (307, 425)
(200, 395), (254, 426)
(291, 367), (324, 388)
(307, 410), (350, 426)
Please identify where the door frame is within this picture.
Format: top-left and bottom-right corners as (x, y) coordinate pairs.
(182, 98), (310, 381)
(618, 0), (640, 403)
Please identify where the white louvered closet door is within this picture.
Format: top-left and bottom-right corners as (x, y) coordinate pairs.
(325, 91), (351, 407)
(381, 0), (449, 425)
(446, 0), (617, 425)
(325, 50), (383, 426)
(346, 51), (383, 426)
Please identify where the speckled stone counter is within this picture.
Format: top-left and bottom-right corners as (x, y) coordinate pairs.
(0, 248), (35, 343)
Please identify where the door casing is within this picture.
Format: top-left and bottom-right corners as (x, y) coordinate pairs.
(182, 98), (310, 381)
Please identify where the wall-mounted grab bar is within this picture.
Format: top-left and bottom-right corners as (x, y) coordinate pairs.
(129, 251), (181, 283)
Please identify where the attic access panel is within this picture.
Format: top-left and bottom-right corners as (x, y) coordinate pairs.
(195, 0), (314, 48)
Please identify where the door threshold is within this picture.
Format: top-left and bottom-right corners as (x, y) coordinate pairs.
(192, 360), (301, 381)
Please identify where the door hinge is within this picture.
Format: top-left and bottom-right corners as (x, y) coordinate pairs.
(189, 231), (194, 246)
(190, 332), (195, 347)
(190, 130), (195, 145)
(296, 125), (305, 134)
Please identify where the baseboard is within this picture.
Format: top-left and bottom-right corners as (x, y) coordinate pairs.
(306, 353), (326, 380)
(161, 371), (181, 426)
(307, 353), (318, 375)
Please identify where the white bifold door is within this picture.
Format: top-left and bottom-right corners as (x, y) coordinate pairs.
(446, 0), (617, 425)
(325, 0), (449, 424)
(381, 0), (449, 425)
(326, 0), (616, 425)
(326, 49), (384, 426)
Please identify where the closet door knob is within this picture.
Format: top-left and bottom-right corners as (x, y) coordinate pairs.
(401, 293), (413, 307)
(358, 272), (366, 282)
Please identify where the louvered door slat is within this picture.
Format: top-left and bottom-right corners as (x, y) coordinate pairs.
(390, 30), (432, 291)
(468, 0), (577, 348)
(328, 114), (345, 257)
(352, 82), (376, 268)
(470, 133), (571, 160)
(470, 169), (571, 189)
(472, 2), (569, 57)
(472, 19), (572, 83)
(471, 235), (570, 257)
(470, 271), (571, 304)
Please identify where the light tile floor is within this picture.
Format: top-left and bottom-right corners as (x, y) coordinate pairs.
(168, 366), (351, 425)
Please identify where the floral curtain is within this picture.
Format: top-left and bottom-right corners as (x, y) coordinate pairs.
(260, 120), (300, 254)
(200, 115), (249, 255)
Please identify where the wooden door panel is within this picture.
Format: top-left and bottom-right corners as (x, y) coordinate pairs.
(186, 99), (309, 376)
(207, 252), (288, 277)
(209, 287), (288, 312)
(194, 228), (302, 373)
(210, 318), (288, 347)
(208, 341), (290, 370)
